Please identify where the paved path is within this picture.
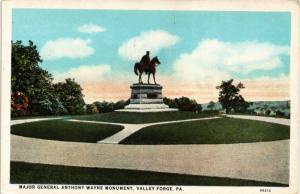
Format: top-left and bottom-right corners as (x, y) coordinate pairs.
(11, 135), (289, 184)
(11, 117), (63, 125)
(225, 115), (290, 126)
(67, 116), (221, 144)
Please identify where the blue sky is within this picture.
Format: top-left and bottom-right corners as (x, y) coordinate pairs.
(12, 9), (291, 102)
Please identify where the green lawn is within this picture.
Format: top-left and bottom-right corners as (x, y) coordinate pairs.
(11, 115), (70, 120)
(10, 162), (286, 186)
(120, 117), (290, 144)
(71, 111), (218, 124)
(11, 120), (123, 143)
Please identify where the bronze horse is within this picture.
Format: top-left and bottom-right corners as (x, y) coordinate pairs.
(134, 56), (161, 84)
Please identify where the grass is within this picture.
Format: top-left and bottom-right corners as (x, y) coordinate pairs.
(120, 117), (290, 144)
(71, 111), (218, 124)
(11, 119), (123, 143)
(10, 162), (287, 186)
(11, 115), (70, 120)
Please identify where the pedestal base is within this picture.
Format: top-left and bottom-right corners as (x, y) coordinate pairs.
(116, 83), (178, 112)
(116, 103), (178, 112)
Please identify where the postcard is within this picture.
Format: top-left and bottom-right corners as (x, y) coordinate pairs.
(1, 0), (299, 193)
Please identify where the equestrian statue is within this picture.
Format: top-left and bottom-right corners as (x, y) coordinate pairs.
(134, 51), (161, 85)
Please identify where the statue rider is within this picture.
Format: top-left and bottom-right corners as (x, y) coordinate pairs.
(140, 51), (150, 74)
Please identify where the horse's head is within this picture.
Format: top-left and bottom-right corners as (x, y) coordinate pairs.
(153, 56), (161, 65)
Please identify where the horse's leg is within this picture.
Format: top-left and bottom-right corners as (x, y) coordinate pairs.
(148, 73), (150, 84)
(139, 73), (142, 84)
(138, 74), (140, 84)
(138, 68), (141, 84)
(140, 70), (143, 84)
(153, 73), (157, 85)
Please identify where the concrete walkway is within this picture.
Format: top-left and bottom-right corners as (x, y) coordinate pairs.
(11, 135), (289, 184)
(225, 114), (290, 126)
(67, 116), (221, 144)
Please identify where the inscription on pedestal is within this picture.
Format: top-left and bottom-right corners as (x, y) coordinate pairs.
(129, 84), (164, 104)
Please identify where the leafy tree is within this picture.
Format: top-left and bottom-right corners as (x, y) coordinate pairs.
(11, 40), (87, 116)
(216, 79), (249, 113)
(113, 100), (130, 110)
(54, 78), (85, 114)
(175, 97), (202, 112)
(163, 97), (177, 108)
(11, 40), (54, 115)
(164, 97), (202, 112)
(31, 99), (53, 115)
(94, 101), (114, 113)
(275, 110), (285, 117)
(86, 103), (99, 114)
(91, 100), (130, 113)
(51, 98), (68, 115)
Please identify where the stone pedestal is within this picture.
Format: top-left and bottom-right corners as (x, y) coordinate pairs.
(116, 84), (178, 112)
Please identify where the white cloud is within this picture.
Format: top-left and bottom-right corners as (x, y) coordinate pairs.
(118, 29), (180, 61)
(40, 38), (94, 60)
(53, 64), (111, 84)
(173, 39), (289, 82)
(77, 24), (106, 34)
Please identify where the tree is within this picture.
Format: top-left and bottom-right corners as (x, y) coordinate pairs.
(275, 110), (285, 117)
(113, 100), (130, 110)
(163, 97), (177, 108)
(94, 101), (114, 113)
(86, 103), (99, 114)
(175, 97), (202, 112)
(11, 40), (55, 115)
(216, 79), (249, 113)
(51, 98), (68, 115)
(54, 78), (85, 114)
(163, 97), (202, 112)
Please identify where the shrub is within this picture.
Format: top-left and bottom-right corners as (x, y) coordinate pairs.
(113, 100), (130, 110)
(276, 110), (285, 116)
(86, 104), (99, 114)
(164, 97), (201, 112)
(94, 101), (114, 113)
(31, 99), (53, 115)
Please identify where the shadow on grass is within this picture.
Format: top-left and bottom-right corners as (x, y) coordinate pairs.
(11, 162), (287, 186)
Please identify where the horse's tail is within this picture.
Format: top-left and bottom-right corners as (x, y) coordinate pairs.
(134, 63), (139, 76)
